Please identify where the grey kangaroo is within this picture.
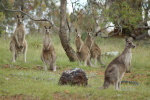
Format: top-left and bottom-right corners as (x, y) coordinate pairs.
(100, 37), (135, 90)
(41, 26), (57, 71)
(85, 30), (104, 66)
(10, 15), (27, 62)
(75, 29), (92, 67)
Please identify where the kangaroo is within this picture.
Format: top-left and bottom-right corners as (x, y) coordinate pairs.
(100, 37), (135, 90)
(41, 26), (57, 71)
(75, 29), (92, 67)
(10, 15), (27, 63)
(85, 30), (104, 66)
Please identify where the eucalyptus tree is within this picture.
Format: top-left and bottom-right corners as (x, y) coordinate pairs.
(89, 0), (150, 39)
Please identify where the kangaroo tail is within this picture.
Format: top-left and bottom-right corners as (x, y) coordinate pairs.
(87, 59), (93, 67)
(97, 56), (105, 65)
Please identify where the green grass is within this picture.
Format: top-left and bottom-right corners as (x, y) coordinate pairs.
(0, 34), (150, 100)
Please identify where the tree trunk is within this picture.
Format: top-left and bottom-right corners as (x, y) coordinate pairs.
(59, 0), (78, 62)
(20, 0), (24, 16)
(20, 0), (24, 11)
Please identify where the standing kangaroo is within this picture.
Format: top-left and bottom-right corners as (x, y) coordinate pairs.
(100, 37), (135, 90)
(85, 30), (104, 66)
(75, 29), (92, 67)
(10, 15), (27, 62)
(41, 26), (57, 71)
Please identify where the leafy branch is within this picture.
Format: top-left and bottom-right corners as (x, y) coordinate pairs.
(0, 1), (54, 26)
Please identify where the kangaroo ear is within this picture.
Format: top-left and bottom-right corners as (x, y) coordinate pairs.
(44, 26), (47, 29)
(90, 28), (92, 32)
(75, 29), (78, 33)
(87, 28), (89, 32)
(75, 29), (80, 36)
(17, 15), (19, 18)
(125, 36), (128, 42)
(49, 26), (52, 29)
(130, 37), (133, 41)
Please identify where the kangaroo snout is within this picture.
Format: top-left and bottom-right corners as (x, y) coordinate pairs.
(133, 45), (136, 49)
(132, 44), (136, 49)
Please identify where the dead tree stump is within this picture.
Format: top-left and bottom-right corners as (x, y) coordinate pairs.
(59, 68), (88, 86)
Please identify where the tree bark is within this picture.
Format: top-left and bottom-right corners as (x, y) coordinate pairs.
(59, 0), (78, 62)
(20, 0), (24, 16)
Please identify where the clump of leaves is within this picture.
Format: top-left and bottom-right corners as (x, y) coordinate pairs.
(106, 1), (142, 30)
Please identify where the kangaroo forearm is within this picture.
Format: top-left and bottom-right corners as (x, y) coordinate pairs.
(90, 44), (92, 50)
(90, 41), (94, 49)
(15, 35), (19, 45)
(47, 43), (52, 50)
(79, 44), (83, 52)
(22, 35), (25, 43)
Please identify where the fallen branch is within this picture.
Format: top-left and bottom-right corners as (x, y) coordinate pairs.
(121, 80), (139, 85)
(94, 26), (122, 37)
(134, 33), (150, 40)
(100, 29), (121, 38)
(138, 26), (150, 29)
(95, 26), (114, 36)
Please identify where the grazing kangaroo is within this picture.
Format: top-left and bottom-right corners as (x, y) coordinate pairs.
(75, 29), (92, 67)
(100, 37), (135, 90)
(10, 15), (27, 63)
(41, 26), (57, 71)
(85, 30), (104, 66)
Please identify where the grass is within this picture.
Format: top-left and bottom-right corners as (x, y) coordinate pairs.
(0, 34), (150, 100)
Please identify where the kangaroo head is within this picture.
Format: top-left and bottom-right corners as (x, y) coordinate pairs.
(87, 29), (93, 37)
(17, 15), (24, 25)
(44, 26), (51, 34)
(75, 29), (81, 38)
(125, 37), (136, 49)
